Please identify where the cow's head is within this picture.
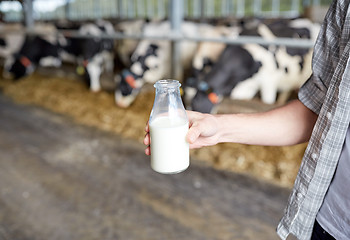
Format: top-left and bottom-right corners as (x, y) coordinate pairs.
(192, 57), (215, 80)
(114, 69), (143, 108)
(8, 36), (60, 80)
(184, 57), (215, 106)
(114, 43), (159, 107)
(190, 81), (221, 113)
(8, 55), (35, 80)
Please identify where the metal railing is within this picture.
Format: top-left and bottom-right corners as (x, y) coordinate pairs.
(0, 0), (321, 81)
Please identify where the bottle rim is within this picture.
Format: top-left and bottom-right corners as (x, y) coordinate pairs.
(154, 79), (181, 88)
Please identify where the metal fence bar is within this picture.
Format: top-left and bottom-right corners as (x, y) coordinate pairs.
(31, 29), (314, 49)
(169, 0), (184, 80)
(23, 0), (34, 28)
(65, 0), (70, 19)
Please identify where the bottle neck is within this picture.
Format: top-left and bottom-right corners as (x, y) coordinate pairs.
(150, 79), (187, 123)
(154, 79), (181, 92)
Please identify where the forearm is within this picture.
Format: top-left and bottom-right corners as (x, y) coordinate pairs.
(215, 100), (318, 146)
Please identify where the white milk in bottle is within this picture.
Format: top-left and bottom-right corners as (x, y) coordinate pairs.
(150, 117), (189, 174)
(148, 79), (190, 174)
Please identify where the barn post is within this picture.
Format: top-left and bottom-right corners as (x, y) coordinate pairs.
(23, 0), (34, 29)
(65, 0), (71, 20)
(169, 0), (184, 82)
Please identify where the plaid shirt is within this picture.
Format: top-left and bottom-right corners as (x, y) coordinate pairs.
(277, 1), (350, 239)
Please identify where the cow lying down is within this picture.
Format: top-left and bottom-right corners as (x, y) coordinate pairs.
(190, 18), (320, 113)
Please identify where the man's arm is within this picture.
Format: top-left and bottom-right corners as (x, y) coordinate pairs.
(186, 99), (318, 148)
(144, 99), (318, 155)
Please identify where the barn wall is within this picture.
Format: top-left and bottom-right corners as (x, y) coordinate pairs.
(0, 0), (333, 23)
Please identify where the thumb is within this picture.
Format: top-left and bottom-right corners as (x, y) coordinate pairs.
(186, 122), (202, 144)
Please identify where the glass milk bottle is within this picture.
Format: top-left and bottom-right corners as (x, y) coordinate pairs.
(149, 79), (190, 174)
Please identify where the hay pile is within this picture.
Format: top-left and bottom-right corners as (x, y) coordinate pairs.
(0, 72), (306, 188)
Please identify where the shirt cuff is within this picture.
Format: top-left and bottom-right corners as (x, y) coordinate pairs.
(298, 74), (326, 115)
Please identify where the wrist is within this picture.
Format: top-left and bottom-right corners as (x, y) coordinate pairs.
(215, 113), (247, 144)
(214, 114), (234, 143)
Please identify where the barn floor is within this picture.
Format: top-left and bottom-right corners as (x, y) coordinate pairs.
(0, 93), (292, 240)
(0, 66), (307, 188)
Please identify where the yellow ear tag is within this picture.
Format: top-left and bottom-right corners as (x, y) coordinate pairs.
(180, 87), (184, 96)
(76, 66), (85, 75)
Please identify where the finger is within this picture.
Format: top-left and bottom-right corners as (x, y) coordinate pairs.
(144, 121), (149, 132)
(143, 133), (151, 145)
(186, 122), (202, 144)
(186, 110), (205, 128)
(145, 146), (151, 155)
(186, 110), (201, 122)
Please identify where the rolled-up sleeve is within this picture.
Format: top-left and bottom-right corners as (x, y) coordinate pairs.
(297, 0), (349, 116)
(298, 74), (327, 115)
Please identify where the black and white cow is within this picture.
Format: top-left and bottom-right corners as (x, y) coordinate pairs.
(114, 19), (146, 67)
(4, 23), (62, 79)
(8, 35), (61, 79)
(114, 20), (199, 108)
(70, 20), (115, 91)
(191, 18), (320, 113)
(0, 23), (26, 78)
(7, 20), (115, 92)
(0, 23), (25, 57)
(191, 44), (262, 113)
(184, 23), (241, 107)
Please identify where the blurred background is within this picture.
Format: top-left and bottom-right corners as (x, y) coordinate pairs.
(0, 0), (331, 21)
(0, 0), (332, 239)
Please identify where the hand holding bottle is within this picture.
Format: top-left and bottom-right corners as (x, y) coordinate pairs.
(185, 111), (221, 148)
(144, 110), (220, 154)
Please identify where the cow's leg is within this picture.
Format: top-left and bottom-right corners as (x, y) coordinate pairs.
(39, 56), (62, 67)
(86, 61), (102, 92)
(277, 90), (292, 105)
(2, 56), (15, 79)
(260, 75), (279, 104)
(102, 51), (114, 74)
(230, 78), (259, 100)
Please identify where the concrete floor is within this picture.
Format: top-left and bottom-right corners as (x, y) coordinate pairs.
(0, 94), (291, 240)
